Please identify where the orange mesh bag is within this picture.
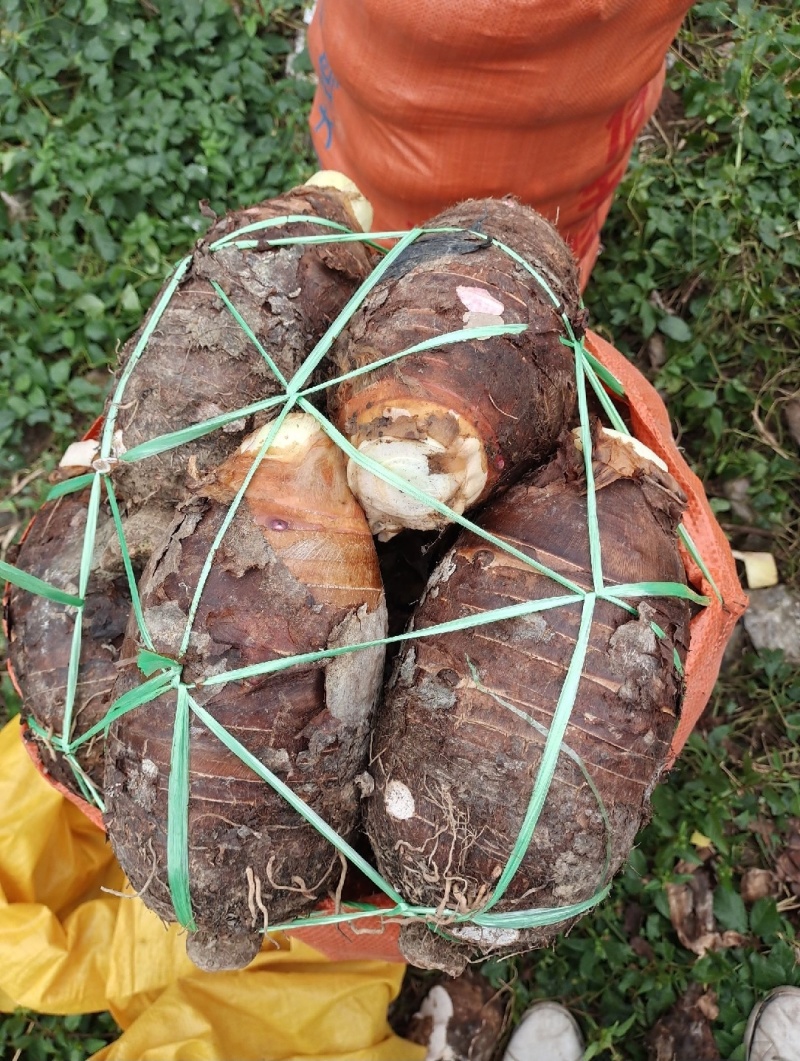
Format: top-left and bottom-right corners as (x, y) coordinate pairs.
(308, 0), (692, 287)
(582, 331), (748, 761)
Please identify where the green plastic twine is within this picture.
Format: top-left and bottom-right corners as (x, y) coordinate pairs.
(0, 561), (82, 608)
(7, 213), (720, 938)
(168, 684), (196, 930)
(178, 403), (294, 661)
(464, 659), (615, 895)
(188, 695), (406, 907)
(101, 255), (193, 460)
(575, 343), (605, 594)
(61, 472), (103, 750)
(197, 593), (584, 689)
(478, 593), (597, 914)
(46, 473), (95, 502)
(117, 321), (526, 468)
(17, 253), (197, 791)
(104, 478), (156, 655)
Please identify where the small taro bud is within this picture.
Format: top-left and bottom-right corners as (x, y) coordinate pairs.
(303, 170), (374, 232)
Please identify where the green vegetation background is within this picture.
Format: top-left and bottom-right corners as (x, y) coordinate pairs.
(0, 1), (798, 1058)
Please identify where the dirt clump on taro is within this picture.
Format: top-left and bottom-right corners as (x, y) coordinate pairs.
(327, 197), (583, 540)
(366, 426), (692, 973)
(104, 414), (387, 972)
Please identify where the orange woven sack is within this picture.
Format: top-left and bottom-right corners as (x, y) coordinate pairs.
(309, 0), (692, 287)
(582, 331), (748, 762)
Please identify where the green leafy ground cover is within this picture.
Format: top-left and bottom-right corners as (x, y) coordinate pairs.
(1, 1), (798, 1058)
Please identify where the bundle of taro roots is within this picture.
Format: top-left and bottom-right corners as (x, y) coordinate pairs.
(4, 179), (699, 975)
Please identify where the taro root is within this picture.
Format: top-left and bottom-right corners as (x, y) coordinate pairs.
(104, 413), (388, 971)
(5, 472), (173, 797)
(327, 197), (581, 539)
(4, 175), (374, 804)
(366, 426), (692, 973)
(106, 174), (375, 511)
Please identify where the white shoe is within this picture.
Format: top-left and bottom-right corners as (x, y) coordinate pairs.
(744, 987), (800, 1061)
(501, 1001), (584, 1061)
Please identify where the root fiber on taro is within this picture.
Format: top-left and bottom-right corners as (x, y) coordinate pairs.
(365, 427), (693, 973)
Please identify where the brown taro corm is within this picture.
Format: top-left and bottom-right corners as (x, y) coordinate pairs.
(327, 197), (582, 540)
(5, 177), (374, 806)
(366, 426), (692, 974)
(104, 414), (387, 973)
(5, 488), (174, 797)
(105, 178), (375, 513)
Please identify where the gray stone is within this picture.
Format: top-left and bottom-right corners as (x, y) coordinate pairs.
(742, 586), (800, 663)
(720, 620), (746, 674)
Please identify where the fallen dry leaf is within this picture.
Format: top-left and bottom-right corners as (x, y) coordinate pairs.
(696, 992), (720, 1021)
(646, 333), (667, 370)
(648, 985), (721, 1061)
(740, 868), (777, 904)
(631, 936), (655, 961)
(747, 818), (776, 841)
(666, 867), (748, 956)
(775, 821), (800, 898)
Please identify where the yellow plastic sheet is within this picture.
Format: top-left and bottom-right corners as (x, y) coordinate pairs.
(0, 718), (425, 1060)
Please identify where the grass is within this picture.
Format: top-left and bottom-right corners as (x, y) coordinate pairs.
(1, 1), (799, 1058)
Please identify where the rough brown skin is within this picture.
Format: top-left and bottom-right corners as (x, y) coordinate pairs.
(106, 185), (375, 511)
(5, 490), (173, 795)
(104, 420), (387, 971)
(366, 429), (692, 973)
(5, 185), (374, 804)
(327, 198), (582, 534)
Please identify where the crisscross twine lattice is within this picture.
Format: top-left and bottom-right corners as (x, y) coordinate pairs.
(4, 213), (716, 940)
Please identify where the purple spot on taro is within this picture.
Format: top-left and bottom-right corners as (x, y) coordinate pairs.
(269, 518), (289, 532)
